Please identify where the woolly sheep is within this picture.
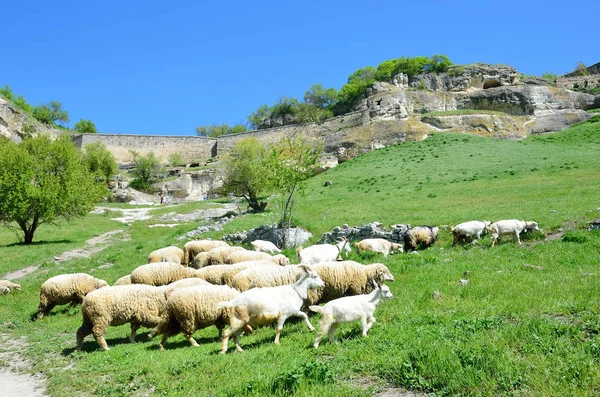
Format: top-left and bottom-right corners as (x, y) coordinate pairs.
(309, 281), (393, 349)
(488, 219), (540, 247)
(183, 240), (228, 266)
(232, 265), (302, 292)
(403, 226), (439, 251)
(194, 261), (279, 286)
(219, 265), (325, 353)
(163, 278), (212, 297)
(207, 246), (246, 266)
(297, 237), (351, 264)
(36, 273), (108, 320)
(75, 284), (169, 351)
(154, 284), (241, 350)
(452, 221), (491, 246)
(130, 262), (198, 286)
(190, 252), (211, 269)
(113, 275), (132, 286)
(250, 240), (281, 254)
(148, 246), (185, 264)
(224, 251), (290, 266)
(353, 238), (403, 258)
(0, 280), (21, 294)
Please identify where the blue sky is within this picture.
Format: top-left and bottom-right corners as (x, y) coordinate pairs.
(1, 0), (597, 136)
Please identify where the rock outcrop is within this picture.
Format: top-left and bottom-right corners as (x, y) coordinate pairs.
(0, 98), (62, 142)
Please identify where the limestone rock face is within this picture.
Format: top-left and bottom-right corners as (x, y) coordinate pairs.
(421, 114), (529, 139)
(153, 169), (223, 200)
(0, 97), (62, 142)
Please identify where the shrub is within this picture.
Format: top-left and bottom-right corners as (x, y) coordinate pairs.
(0, 85), (14, 101)
(13, 95), (32, 113)
(74, 119), (97, 133)
(129, 151), (162, 192)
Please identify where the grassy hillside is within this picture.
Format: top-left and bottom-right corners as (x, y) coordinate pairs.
(1, 118), (600, 396)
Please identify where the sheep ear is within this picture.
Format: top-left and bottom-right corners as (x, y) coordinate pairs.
(299, 264), (309, 273)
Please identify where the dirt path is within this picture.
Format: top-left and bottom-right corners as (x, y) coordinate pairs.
(0, 334), (47, 397)
(53, 229), (124, 263)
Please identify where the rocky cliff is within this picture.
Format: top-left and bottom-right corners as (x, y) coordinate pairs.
(0, 97), (62, 142)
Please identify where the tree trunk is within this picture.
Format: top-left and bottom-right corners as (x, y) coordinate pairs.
(19, 218), (38, 244)
(247, 192), (267, 213)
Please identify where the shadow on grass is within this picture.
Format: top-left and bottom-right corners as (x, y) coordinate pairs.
(145, 336), (220, 351)
(4, 239), (74, 248)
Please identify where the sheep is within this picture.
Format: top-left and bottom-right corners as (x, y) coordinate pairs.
(163, 278), (212, 297)
(297, 237), (351, 264)
(148, 246), (185, 264)
(0, 280), (21, 294)
(219, 265), (325, 353)
(194, 261), (279, 286)
(309, 281), (393, 349)
(206, 246), (246, 266)
(488, 220), (540, 247)
(183, 240), (228, 265)
(36, 273), (108, 320)
(452, 221), (491, 246)
(190, 252), (211, 269)
(250, 240), (282, 254)
(130, 262), (198, 286)
(224, 251), (290, 266)
(353, 238), (403, 258)
(403, 226), (439, 251)
(113, 275), (131, 286)
(75, 284), (169, 351)
(154, 284), (241, 350)
(232, 261), (395, 305)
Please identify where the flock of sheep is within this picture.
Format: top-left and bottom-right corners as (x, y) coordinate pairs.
(0, 218), (540, 354)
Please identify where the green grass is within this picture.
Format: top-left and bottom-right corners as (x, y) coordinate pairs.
(587, 108), (600, 113)
(1, 120), (600, 396)
(422, 109), (509, 117)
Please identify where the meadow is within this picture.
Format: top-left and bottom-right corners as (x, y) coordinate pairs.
(1, 116), (600, 396)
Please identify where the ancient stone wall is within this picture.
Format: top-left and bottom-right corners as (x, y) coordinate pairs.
(556, 74), (600, 90)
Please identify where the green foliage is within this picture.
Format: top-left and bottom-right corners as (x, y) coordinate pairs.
(74, 118), (97, 133)
(296, 103), (334, 124)
(13, 95), (32, 113)
(168, 152), (184, 167)
(195, 123), (247, 137)
(0, 84), (14, 101)
(81, 142), (118, 184)
(33, 101), (70, 126)
(270, 96), (300, 125)
(303, 84), (337, 108)
(0, 135), (105, 244)
(247, 104), (271, 130)
(129, 151), (162, 192)
(572, 62), (589, 76)
(271, 361), (334, 394)
(222, 137), (271, 212)
(541, 72), (558, 84)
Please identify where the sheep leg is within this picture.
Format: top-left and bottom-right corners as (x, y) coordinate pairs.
(233, 331), (244, 352)
(129, 323), (140, 343)
(36, 302), (55, 320)
(92, 325), (110, 351)
(184, 332), (200, 347)
(274, 316), (289, 345)
(293, 310), (314, 332)
(364, 315), (376, 335)
(76, 318), (93, 351)
(360, 315), (370, 337)
(515, 232), (522, 244)
(327, 323), (338, 343)
(159, 334), (168, 350)
(221, 325), (245, 354)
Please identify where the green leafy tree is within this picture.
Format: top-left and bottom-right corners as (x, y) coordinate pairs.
(13, 95), (32, 113)
(347, 66), (376, 84)
(74, 119), (98, 133)
(0, 136), (105, 244)
(247, 104), (271, 130)
(168, 152), (184, 167)
(129, 151), (162, 192)
(195, 123), (246, 137)
(270, 96), (300, 125)
(426, 54), (453, 73)
(222, 137), (270, 212)
(81, 142), (117, 184)
(33, 101), (70, 126)
(572, 62), (589, 77)
(296, 103), (333, 124)
(303, 84), (337, 108)
(0, 85), (14, 101)
(264, 136), (322, 234)
(374, 59), (400, 81)
(32, 105), (53, 124)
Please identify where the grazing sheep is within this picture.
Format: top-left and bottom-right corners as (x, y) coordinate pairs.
(148, 246), (185, 264)
(309, 281), (393, 349)
(452, 221), (491, 246)
(154, 284), (241, 350)
(190, 252), (211, 269)
(0, 280), (21, 294)
(183, 240), (228, 266)
(194, 261), (279, 286)
(207, 246), (246, 266)
(37, 273), (108, 320)
(403, 226), (439, 251)
(130, 262), (197, 286)
(297, 237), (351, 264)
(113, 275), (132, 286)
(232, 265), (302, 292)
(75, 284), (169, 351)
(488, 220), (540, 247)
(250, 240), (282, 254)
(219, 265), (325, 353)
(224, 251), (289, 266)
(163, 278), (212, 296)
(354, 238), (403, 258)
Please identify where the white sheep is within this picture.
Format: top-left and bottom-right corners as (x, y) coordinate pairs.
(224, 251), (290, 266)
(488, 219), (540, 247)
(163, 278), (212, 296)
(219, 265), (325, 353)
(194, 261), (279, 286)
(206, 246), (246, 266)
(75, 284), (169, 351)
(232, 265), (302, 292)
(154, 284), (241, 350)
(452, 221), (491, 246)
(36, 273), (108, 320)
(113, 275), (132, 286)
(148, 246), (185, 264)
(183, 240), (229, 266)
(403, 226), (439, 251)
(297, 237), (351, 264)
(0, 280), (21, 294)
(190, 252), (211, 269)
(353, 238), (403, 258)
(130, 262), (198, 286)
(309, 281), (393, 349)
(250, 240), (281, 254)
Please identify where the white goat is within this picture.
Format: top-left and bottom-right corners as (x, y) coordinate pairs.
(488, 219), (540, 247)
(250, 240), (281, 254)
(297, 237), (351, 264)
(309, 281), (393, 349)
(353, 238), (402, 258)
(452, 221), (491, 246)
(218, 265), (325, 353)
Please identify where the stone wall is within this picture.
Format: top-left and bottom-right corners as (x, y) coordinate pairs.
(556, 74), (600, 90)
(318, 222), (411, 245)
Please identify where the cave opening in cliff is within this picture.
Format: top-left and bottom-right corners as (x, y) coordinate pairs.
(483, 79), (502, 89)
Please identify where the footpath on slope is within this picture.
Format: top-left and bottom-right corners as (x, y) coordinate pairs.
(0, 334), (47, 397)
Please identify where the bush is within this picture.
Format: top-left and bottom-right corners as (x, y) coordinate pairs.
(129, 151), (162, 192)
(81, 142), (117, 184)
(13, 95), (32, 113)
(0, 85), (14, 101)
(74, 119), (97, 133)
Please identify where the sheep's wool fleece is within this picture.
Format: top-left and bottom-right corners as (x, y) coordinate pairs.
(131, 262), (195, 286)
